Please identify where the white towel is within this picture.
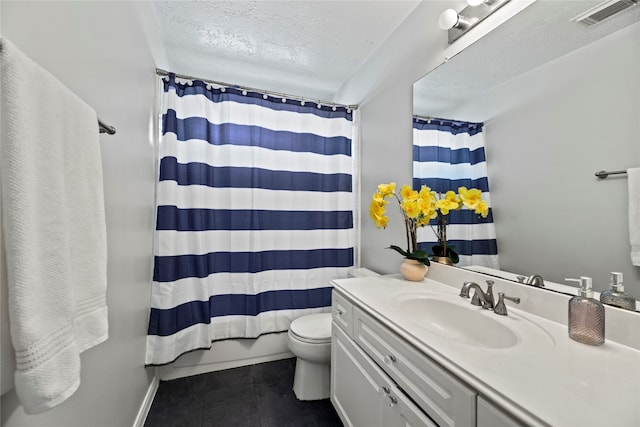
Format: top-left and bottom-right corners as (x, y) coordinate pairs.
(629, 168), (640, 266)
(0, 38), (108, 414)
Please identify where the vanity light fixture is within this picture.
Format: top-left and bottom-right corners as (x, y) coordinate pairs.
(439, 0), (510, 44)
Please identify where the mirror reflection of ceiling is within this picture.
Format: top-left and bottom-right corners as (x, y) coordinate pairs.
(413, 0), (640, 122)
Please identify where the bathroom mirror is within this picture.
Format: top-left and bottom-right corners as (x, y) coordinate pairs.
(413, 0), (640, 307)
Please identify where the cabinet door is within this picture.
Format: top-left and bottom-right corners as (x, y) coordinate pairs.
(331, 323), (436, 427)
(477, 397), (524, 427)
(389, 383), (437, 427)
(354, 307), (476, 427)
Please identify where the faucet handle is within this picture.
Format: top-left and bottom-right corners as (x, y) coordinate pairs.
(494, 292), (521, 316)
(485, 280), (494, 293)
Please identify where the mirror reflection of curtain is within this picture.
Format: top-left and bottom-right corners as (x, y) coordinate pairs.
(145, 74), (355, 365)
(413, 117), (499, 269)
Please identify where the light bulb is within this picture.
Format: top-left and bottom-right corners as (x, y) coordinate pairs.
(438, 9), (460, 30)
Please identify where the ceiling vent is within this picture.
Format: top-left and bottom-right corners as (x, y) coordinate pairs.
(572, 0), (639, 26)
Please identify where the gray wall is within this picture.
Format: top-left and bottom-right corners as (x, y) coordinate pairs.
(1, 2), (156, 425)
(355, 2), (450, 274)
(485, 22), (640, 298)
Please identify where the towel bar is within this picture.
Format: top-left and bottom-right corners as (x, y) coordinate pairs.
(595, 170), (627, 179)
(98, 119), (116, 135)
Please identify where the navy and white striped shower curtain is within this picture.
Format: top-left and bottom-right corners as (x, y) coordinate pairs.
(413, 117), (499, 268)
(145, 75), (355, 365)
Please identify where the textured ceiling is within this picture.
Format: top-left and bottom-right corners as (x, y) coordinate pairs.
(413, 0), (640, 121)
(152, 0), (421, 102)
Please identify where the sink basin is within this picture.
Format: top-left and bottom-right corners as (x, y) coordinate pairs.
(398, 297), (519, 349)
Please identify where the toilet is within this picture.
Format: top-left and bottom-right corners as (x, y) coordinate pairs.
(288, 312), (333, 400)
(288, 268), (380, 401)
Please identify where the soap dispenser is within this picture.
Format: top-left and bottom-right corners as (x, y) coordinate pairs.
(565, 276), (605, 346)
(600, 272), (636, 311)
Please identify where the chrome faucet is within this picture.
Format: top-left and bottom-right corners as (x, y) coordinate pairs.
(459, 280), (495, 310)
(525, 274), (545, 288)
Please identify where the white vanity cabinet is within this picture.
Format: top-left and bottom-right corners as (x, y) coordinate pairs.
(331, 289), (477, 427)
(476, 397), (522, 427)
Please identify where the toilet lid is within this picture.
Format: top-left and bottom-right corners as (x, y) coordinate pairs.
(289, 313), (332, 342)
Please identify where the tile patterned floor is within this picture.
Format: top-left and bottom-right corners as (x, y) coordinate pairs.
(144, 358), (343, 427)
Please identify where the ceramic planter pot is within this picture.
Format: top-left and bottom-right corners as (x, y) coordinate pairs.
(400, 258), (428, 281)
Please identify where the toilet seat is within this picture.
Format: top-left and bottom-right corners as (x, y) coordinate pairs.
(289, 313), (332, 344)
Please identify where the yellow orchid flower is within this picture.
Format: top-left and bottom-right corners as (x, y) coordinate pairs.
(377, 182), (396, 197)
(458, 186), (483, 210)
(475, 199), (489, 218)
(372, 191), (388, 205)
(435, 191), (460, 215)
(400, 185), (417, 201)
(401, 199), (420, 219)
(369, 200), (389, 228)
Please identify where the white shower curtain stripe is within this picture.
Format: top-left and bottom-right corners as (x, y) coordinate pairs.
(417, 223), (497, 242)
(156, 183), (354, 212)
(156, 229), (354, 256)
(151, 268), (353, 309)
(413, 127), (486, 150)
(458, 255), (500, 268)
(161, 133), (353, 175)
(166, 91), (354, 137)
(413, 117), (499, 269)
(146, 74), (355, 365)
(413, 161), (490, 181)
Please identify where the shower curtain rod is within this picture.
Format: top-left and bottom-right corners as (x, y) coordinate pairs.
(98, 119), (116, 135)
(155, 68), (359, 111)
(595, 169), (628, 179)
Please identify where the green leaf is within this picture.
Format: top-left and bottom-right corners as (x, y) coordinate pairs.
(430, 244), (459, 264)
(388, 245), (430, 266)
(387, 245), (409, 258)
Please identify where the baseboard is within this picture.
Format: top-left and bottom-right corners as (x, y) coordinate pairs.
(132, 376), (159, 427)
(157, 351), (294, 381)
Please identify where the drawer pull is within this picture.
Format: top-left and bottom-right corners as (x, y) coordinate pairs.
(383, 354), (397, 365)
(386, 394), (398, 407)
(335, 307), (344, 316)
(379, 386), (391, 396)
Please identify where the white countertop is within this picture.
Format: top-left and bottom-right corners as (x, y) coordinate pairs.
(332, 265), (640, 427)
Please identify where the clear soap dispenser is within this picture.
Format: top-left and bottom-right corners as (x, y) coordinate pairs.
(565, 276), (605, 346)
(600, 272), (636, 311)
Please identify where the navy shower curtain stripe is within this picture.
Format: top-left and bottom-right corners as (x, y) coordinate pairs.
(148, 287), (333, 337)
(153, 248), (355, 282)
(413, 145), (486, 165)
(158, 157), (353, 192)
(155, 207), (354, 231)
(163, 78), (352, 120)
(146, 73), (355, 365)
(163, 111), (352, 156)
(412, 177), (490, 194)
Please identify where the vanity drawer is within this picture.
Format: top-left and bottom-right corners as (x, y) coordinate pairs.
(354, 307), (476, 427)
(332, 290), (354, 338)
